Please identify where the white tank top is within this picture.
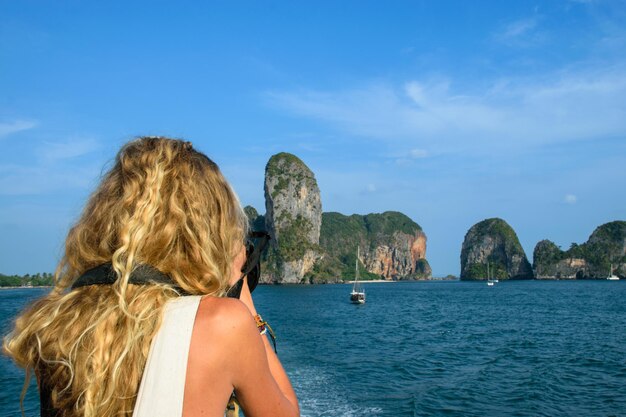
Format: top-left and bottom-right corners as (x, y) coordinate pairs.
(133, 296), (202, 417)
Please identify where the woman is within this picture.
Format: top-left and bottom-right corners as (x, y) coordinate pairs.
(3, 137), (299, 417)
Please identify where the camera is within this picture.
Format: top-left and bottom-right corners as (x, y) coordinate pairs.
(226, 231), (271, 298)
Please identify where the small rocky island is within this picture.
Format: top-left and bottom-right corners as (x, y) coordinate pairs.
(533, 221), (626, 279)
(460, 218), (533, 280)
(245, 152), (432, 284)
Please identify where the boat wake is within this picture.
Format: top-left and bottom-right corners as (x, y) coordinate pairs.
(291, 365), (383, 417)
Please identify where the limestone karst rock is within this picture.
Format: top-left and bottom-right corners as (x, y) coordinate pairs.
(263, 153), (322, 283)
(460, 218), (533, 280)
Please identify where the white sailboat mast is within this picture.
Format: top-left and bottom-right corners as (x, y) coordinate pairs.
(356, 246), (360, 280)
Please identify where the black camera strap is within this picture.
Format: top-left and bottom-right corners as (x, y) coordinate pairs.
(71, 263), (188, 294)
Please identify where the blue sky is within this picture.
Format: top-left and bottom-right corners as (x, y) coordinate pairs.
(1, 1), (625, 276)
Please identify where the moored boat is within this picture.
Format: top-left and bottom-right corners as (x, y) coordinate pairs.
(350, 247), (366, 304)
(487, 262), (496, 286)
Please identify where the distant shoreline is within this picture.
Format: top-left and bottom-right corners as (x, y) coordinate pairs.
(0, 286), (53, 290)
(348, 279), (451, 283)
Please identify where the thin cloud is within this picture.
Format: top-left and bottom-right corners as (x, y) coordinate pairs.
(493, 17), (544, 47)
(0, 120), (38, 139)
(0, 136), (102, 196)
(266, 65), (626, 155)
(358, 182), (385, 197)
(409, 149), (429, 158)
(391, 148), (429, 166)
(500, 18), (538, 39)
(297, 142), (325, 153)
(266, 84), (415, 139)
(564, 194), (578, 204)
(38, 137), (100, 161)
(0, 164), (96, 195)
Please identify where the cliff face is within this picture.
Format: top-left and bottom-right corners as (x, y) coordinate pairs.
(460, 218), (533, 280)
(362, 229), (430, 279)
(263, 153), (322, 283)
(533, 221), (626, 279)
(315, 212), (431, 281)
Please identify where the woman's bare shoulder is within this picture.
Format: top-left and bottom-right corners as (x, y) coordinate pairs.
(195, 296), (256, 338)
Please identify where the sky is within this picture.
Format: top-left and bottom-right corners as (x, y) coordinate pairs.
(1, 0), (625, 276)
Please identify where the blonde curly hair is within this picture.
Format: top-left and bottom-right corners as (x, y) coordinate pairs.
(4, 137), (248, 416)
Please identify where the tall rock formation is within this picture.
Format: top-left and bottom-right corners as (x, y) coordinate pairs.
(263, 153), (322, 283)
(533, 221), (626, 279)
(460, 218), (533, 280)
(314, 211), (431, 281)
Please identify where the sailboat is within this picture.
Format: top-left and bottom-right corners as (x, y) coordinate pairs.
(350, 247), (366, 304)
(487, 262), (496, 286)
(607, 264), (620, 281)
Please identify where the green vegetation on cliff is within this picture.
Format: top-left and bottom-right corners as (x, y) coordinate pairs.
(585, 221), (626, 268)
(305, 253), (379, 283)
(363, 211), (422, 240)
(275, 213), (318, 261)
(471, 218), (521, 249)
(265, 152), (307, 177)
(265, 153), (316, 199)
(464, 262), (508, 280)
(320, 212), (368, 252)
(321, 211), (421, 252)
(245, 206), (320, 276)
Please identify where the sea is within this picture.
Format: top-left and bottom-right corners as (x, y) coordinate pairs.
(1, 280), (625, 417)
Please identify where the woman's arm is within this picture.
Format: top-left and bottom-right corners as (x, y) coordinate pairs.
(234, 280), (299, 416)
(222, 246), (299, 416)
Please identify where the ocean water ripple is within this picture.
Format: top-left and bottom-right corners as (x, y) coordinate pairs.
(2, 281), (625, 416)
